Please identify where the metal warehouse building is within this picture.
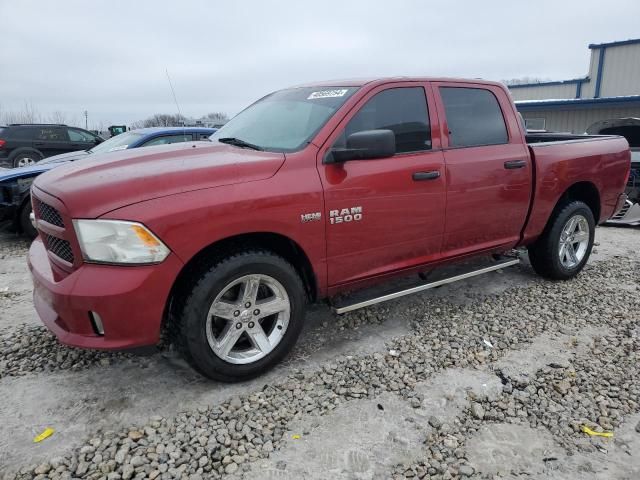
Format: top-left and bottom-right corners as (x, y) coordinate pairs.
(509, 38), (640, 141)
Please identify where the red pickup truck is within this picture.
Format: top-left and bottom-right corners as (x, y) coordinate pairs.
(28, 78), (630, 381)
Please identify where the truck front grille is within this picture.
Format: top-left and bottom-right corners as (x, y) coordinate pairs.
(38, 201), (64, 227)
(43, 233), (74, 263)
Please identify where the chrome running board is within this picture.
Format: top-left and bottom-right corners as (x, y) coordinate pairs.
(332, 258), (520, 314)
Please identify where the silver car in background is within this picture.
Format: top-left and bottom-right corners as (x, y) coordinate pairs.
(608, 149), (640, 226)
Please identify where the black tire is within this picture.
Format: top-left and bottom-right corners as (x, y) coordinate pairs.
(10, 150), (42, 168)
(172, 250), (306, 382)
(19, 201), (38, 239)
(528, 200), (595, 280)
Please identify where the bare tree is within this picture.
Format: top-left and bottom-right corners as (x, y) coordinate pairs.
(20, 101), (40, 123)
(48, 111), (68, 124)
(205, 112), (229, 123)
(132, 113), (187, 128)
(1, 101), (42, 124)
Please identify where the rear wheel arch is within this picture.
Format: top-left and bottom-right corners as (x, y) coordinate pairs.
(8, 147), (43, 165)
(553, 182), (601, 225)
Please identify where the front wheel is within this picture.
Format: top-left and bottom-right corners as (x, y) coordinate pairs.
(19, 202), (38, 239)
(528, 200), (595, 280)
(172, 251), (306, 381)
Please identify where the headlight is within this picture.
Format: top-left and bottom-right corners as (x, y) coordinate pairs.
(73, 219), (170, 264)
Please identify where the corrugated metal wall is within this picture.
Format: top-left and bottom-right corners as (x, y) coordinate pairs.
(521, 106), (640, 133)
(599, 44), (640, 97)
(509, 83), (577, 101)
(508, 41), (640, 101)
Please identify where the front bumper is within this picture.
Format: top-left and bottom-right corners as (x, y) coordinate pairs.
(28, 237), (184, 350)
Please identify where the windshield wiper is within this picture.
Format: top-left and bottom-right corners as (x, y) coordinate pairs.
(217, 137), (263, 151)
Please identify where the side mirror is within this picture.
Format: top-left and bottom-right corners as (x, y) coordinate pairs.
(325, 129), (395, 163)
(94, 137), (103, 144)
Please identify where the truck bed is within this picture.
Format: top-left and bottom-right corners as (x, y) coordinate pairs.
(525, 132), (613, 144)
(520, 134), (630, 244)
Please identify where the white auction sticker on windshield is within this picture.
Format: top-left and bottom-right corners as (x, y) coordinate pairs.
(307, 89), (349, 100)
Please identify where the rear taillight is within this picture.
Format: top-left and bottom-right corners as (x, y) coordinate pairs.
(0, 139), (5, 149)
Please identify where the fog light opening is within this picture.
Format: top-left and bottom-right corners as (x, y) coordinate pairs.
(89, 311), (105, 336)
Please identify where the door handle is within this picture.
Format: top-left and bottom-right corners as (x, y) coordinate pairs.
(412, 171), (441, 181)
(34, 142), (45, 147)
(504, 159), (527, 169)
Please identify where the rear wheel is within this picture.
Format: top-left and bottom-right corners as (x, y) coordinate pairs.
(528, 200), (595, 280)
(172, 251), (306, 381)
(12, 151), (40, 168)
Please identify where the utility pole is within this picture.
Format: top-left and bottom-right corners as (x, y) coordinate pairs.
(84, 110), (88, 129)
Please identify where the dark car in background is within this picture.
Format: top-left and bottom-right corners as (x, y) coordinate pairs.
(0, 124), (104, 168)
(0, 126), (216, 237)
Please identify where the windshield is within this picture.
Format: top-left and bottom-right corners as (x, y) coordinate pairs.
(210, 86), (358, 152)
(88, 132), (144, 154)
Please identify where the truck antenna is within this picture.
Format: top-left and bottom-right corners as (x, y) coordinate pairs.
(165, 68), (188, 140)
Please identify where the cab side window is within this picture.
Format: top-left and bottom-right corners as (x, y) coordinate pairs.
(334, 87), (431, 154)
(439, 87), (508, 147)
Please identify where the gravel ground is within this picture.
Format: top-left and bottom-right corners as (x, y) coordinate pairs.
(0, 227), (638, 479)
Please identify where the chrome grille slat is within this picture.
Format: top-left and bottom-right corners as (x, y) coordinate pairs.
(43, 233), (74, 263)
(38, 201), (64, 227)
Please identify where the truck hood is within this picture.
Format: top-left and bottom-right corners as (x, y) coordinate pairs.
(33, 141), (285, 217)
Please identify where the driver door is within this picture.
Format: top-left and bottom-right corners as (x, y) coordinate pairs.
(317, 82), (446, 286)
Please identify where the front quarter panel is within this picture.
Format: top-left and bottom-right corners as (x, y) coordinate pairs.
(100, 151), (328, 296)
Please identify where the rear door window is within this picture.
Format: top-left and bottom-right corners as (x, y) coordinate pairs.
(34, 127), (68, 141)
(335, 87), (431, 154)
(10, 128), (35, 140)
(439, 87), (508, 147)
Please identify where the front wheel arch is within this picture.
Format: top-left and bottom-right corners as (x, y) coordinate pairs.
(169, 249), (306, 381)
(18, 198), (37, 238)
(163, 232), (318, 339)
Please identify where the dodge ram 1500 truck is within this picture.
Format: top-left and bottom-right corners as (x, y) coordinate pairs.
(28, 78), (631, 381)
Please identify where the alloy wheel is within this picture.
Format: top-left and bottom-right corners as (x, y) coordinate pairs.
(558, 214), (589, 269)
(205, 274), (290, 364)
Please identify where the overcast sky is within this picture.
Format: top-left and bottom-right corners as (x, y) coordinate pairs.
(1, 0), (639, 128)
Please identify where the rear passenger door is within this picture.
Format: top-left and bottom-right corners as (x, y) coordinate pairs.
(33, 127), (71, 157)
(433, 82), (531, 256)
(318, 83), (446, 286)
